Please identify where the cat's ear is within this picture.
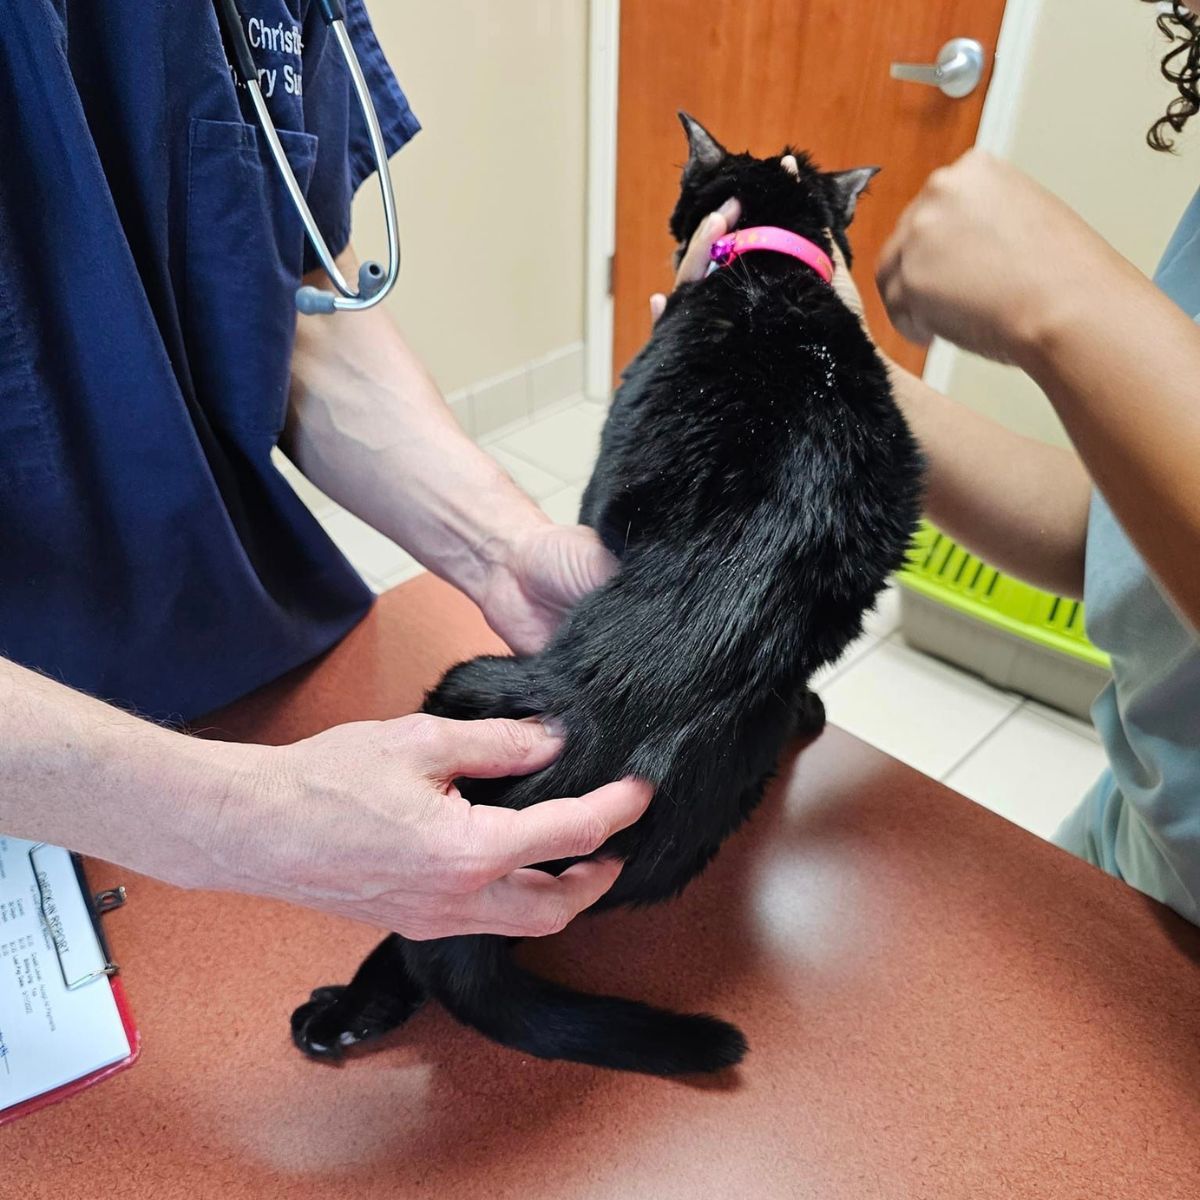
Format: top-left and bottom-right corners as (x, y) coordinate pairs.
(678, 111), (727, 173)
(826, 166), (881, 226)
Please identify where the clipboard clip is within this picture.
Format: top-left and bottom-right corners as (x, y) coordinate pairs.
(94, 887), (127, 915)
(28, 844), (124, 992)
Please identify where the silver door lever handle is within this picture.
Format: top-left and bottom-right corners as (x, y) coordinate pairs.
(891, 37), (985, 99)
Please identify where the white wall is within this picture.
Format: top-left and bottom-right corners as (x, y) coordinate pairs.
(936, 0), (1197, 447)
(354, 1), (588, 396)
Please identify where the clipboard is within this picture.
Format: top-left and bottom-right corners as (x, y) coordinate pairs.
(0, 845), (140, 1127)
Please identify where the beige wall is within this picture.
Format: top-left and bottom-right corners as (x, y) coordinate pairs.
(939, 0), (1198, 448)
(354, 1), (588, 395)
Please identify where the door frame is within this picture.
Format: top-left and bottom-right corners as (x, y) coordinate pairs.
(584, 0), (621, 401)
(583, 0), (1045, 401)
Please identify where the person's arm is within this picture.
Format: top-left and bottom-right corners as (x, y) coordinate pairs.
(829, 246), (1091, 597)
(0, 656), (650, 939)
(284, 248), (613, 654)
(885, 364), (1091, 598)
(878, 149), (1200, 628)
(1016, 271), (1200, 620)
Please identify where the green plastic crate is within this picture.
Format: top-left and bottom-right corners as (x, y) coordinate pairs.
(897, 522), (1109, 670)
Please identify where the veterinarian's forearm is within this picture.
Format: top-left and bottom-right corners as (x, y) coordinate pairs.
(285, 248), (552, 605)
(1014, 262), (1200, 628)
(0, 656), (641, 940)
(887, 365), (1091, 598)
(0, 656), (254, 884)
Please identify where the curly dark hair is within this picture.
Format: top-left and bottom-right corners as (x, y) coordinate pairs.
(1145, 0), (1200, 151)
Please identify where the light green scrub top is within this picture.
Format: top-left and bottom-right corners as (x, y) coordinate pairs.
(1054, 189), (1200, 922)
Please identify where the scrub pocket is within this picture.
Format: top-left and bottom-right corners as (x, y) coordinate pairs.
(184, 117), (318, 437)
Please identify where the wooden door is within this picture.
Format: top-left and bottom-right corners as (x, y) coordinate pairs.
(612, 0), (1009, 380)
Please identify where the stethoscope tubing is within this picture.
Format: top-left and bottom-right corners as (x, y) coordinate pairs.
(212, 0), (400, 314)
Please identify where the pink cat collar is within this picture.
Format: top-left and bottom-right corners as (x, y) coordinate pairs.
(709, 226), (834, 283)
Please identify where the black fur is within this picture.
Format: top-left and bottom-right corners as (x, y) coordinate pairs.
(292, 115), (924, 1077)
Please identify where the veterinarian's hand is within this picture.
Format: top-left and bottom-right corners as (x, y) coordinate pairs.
(213, 715), (653, 939)
(877, 150), (1128, 365)
(649, 196), (742, 323)
(479, 519), (618, 654)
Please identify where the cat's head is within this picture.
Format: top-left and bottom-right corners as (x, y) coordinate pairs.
(669, 113), (878, 267)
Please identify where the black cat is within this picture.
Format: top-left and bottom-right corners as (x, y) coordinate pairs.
(291, 114), (924, 1077)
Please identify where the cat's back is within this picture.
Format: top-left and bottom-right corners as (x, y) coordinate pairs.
(590, 267), (920, 566)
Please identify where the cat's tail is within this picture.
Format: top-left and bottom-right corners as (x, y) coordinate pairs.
(404, 934), (746, 1077)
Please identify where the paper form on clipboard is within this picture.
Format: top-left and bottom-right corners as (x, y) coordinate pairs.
(0, 836), (137, 1122)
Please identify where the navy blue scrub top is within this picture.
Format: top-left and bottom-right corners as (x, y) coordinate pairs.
(0, 2), (420, 720)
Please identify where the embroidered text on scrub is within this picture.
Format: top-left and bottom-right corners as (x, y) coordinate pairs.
(246, 18), (303, 55)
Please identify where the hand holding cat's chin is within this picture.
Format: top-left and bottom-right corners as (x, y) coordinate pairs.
(476, 518), (618, 655)
(650, 196), (742, 325)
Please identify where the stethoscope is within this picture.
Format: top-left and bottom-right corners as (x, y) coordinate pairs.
(213, 0), (400, 314)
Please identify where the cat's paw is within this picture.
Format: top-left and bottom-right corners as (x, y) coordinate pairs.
(291, 984), (423, 1060)
(291, 986), (356, 1060)
(796, 688), (826, 734)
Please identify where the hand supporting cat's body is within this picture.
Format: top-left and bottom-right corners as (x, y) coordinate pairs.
(291, 116), (924, 1077)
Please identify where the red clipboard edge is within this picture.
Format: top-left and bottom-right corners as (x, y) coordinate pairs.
(0, 975), (140, 1128)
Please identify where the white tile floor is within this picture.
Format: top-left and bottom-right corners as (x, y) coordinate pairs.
(277, 395), (1109, 847)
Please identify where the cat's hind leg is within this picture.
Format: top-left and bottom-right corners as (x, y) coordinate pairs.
(423, 654), (542, 722)
(291, 934), (426, 1060)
